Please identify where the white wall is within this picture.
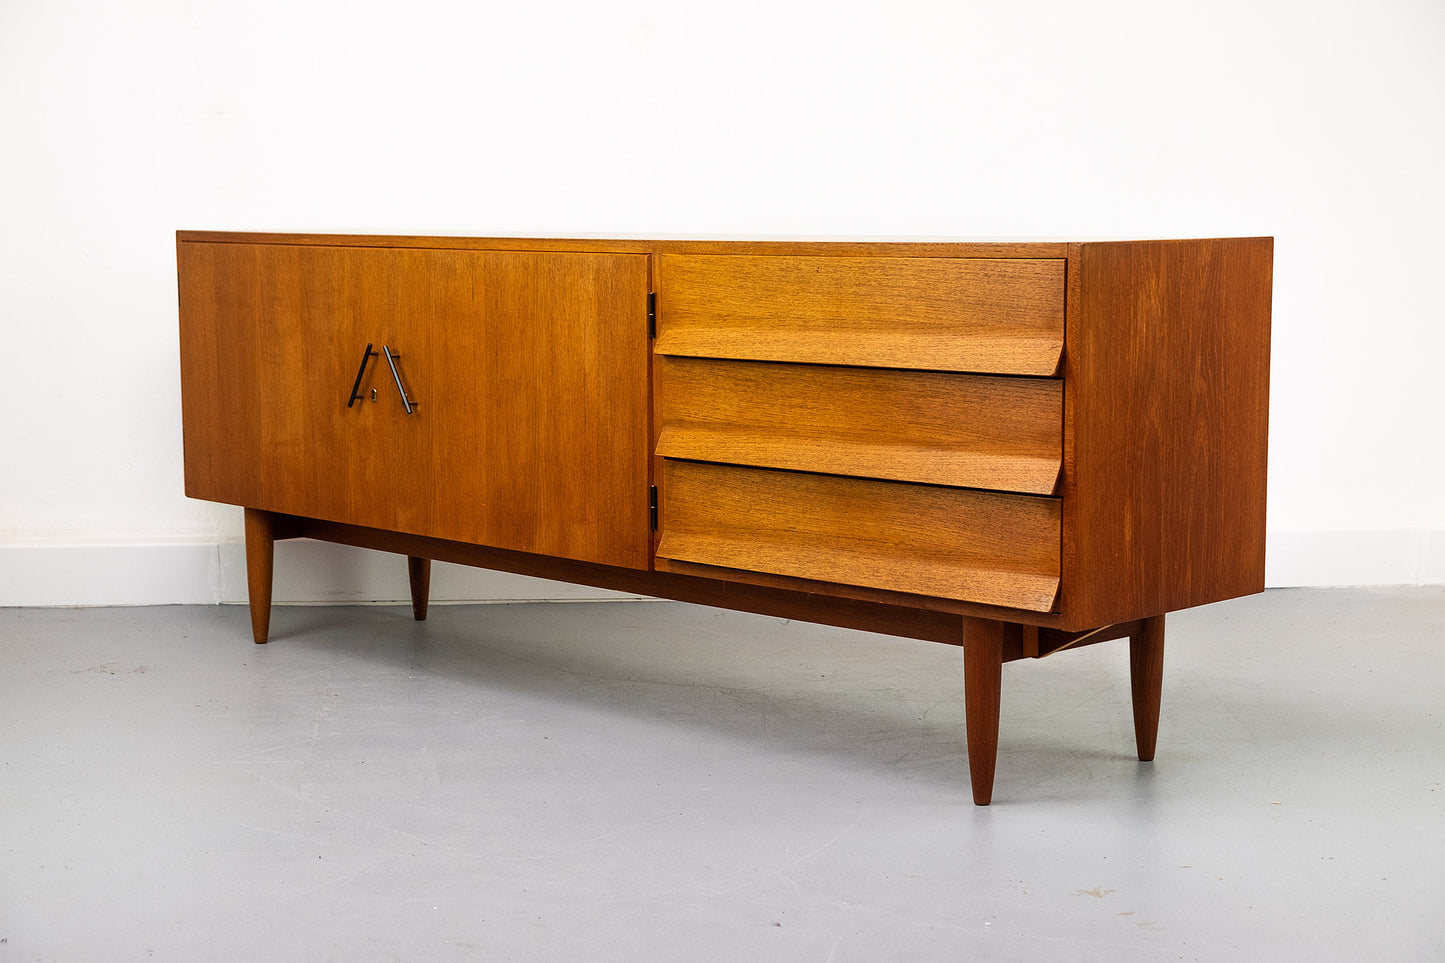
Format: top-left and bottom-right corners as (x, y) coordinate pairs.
(2, 0), (1442, 605)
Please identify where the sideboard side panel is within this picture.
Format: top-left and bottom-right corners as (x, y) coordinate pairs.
(1065, 238), (1273, 626)
(178, 239), (300, 510)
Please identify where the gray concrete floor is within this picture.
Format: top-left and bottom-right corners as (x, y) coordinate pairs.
(1, 587), (1442, 961)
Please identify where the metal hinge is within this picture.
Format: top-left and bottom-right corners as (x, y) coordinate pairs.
(647, 292), (656, 339)
(649, 485), (658, 530)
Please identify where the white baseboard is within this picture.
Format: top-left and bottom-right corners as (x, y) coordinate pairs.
(2, 530), (1442, 607)
(1265, 528), (1445, 587)
(0, 539), (641, 607)
(0, 542), (223, 607)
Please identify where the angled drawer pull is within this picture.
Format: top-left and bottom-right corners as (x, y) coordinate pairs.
(657, 357), (1063, 494)
(655, 255), (1065, 375)
(656, 460), (1061, 612)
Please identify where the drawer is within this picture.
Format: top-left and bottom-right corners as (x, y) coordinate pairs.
(657, 357), (1062, 494)
(656, 461), (1061, 611)
(655, 255), (1064, 375)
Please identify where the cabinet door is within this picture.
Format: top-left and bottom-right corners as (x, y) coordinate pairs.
(179, 241), (652, 569)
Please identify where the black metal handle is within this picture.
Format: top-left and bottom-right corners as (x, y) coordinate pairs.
(382, 345), (415, 414)
(347, 343), (378, 407)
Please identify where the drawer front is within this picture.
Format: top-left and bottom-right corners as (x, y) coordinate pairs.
(656, 461), (1061, 611)
(657, 357), (1062, 494)
(655, 255), (1064, 375)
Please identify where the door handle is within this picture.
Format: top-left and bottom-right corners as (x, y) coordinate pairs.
(382, 345), (416, 414)
(346, 343), (378, 407)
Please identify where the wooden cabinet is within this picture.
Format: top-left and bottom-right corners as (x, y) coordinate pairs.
(177, 232), (1273, 805)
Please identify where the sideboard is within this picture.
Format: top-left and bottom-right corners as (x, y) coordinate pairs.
(177, 232), (1273, 805)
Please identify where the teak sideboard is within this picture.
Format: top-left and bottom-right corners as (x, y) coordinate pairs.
(176, 232), (1273, 805)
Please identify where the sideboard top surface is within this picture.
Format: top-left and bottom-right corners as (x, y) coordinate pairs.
(176, 231), (1270, 260)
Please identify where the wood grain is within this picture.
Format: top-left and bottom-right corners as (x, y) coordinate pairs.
(657, 460), (1060, 611)
(178, 241), (652, 569)
(655, 255), (1064, 374)
(1061, 238), (1273, 626)
(657, 357), (1061, 493)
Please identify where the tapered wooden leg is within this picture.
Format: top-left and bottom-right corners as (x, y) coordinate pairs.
(1130, 614), (1166, 761)
(964, 617), (1007, 806)
(242, 508), (275, 644)
(407, 556), (431, 621)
